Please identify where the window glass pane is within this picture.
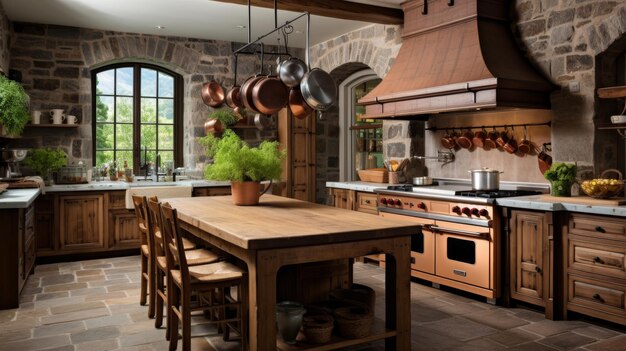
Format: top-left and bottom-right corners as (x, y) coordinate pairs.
(141, 98), (157, 123)
(158, 72), (174, 97)
(158, 99), (174, 124)
(116, 67), (133, 95)
(116, 150), (133, 166)
(96, 96), (114, 122)
(145, 150), (157, 165)
(116, 124), (133, 149)
(158, 125), (174, 149)
(141, 124), (157, 149)
(96, 123), (114, 149)
(158, 151), (174, 165)
(95, 150), (114, 167)
(116, 97), (133, 123)
(141, 68), (157, 97)
(96, 70), (114, 95)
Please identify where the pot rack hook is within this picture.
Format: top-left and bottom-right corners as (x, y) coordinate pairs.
(247, 0), (252, 43)
(422, 0), (428, 15)
(448, 0), (454, 6)
(305, 12), (310, 69)
(274, 0), (278, 29)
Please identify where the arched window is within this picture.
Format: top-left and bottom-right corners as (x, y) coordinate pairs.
(92, 63), (182, 172)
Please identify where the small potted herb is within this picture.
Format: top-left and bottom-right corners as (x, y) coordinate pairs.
(544, 162), (577, 197)
(203, 108), (240, 136)
(0, 75), (30, 136)
(23, 148), (68, 185)
(199, 130), (284, 205)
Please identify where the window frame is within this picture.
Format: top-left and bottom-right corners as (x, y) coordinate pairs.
(91, 62), (183, 171)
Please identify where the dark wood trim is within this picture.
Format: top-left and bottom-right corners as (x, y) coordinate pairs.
(210, 0), (403, 25)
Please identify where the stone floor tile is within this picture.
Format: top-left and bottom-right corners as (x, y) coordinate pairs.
(106, 283), (138, 293)
(35, 296), (85, 309)
(509, 308), (548, 323)
(521, 320), (589, 337)
(21, 286), (44, 295)
(75, 339), (119, 351)
(442, 337), (506, 350)
(70, 326), (120, 344)
(119, 319), (160, 335)
(102, 267), (139, 275)
(508, 341), (560, 351)
(584, 335), (626, 351)
(83, 291), (127, 303)
(410, 304), (451, 324)
(0, 327), (32, 342)
(39, 345), (75, 351)
(41, 274), (75, 286)
(36, 291), (70, 301)
(463, 308), (530, 330)
(437, 301), (497, 317)
(40, 308), (110, 325)
(118, 328), (166, 348)
(75, 269), (103, 277)
(77, 275), (106, 283)
(50, 301), (106, 315)
(487, 328), (542, 347)
(538, 331), (596, 350)
(84, 314), (133, 329)
(43, 283), (88, 293)
(421, 316), (498, 341)
(0, 309), (16, 324)
(81, 263), (112, 269)
(0, 334), (70, 351)
(88, 279), (130, 288)
(571, 326), (621, 340)
(410, 326), (463, 350)
(70, 287), (107, 297)
(33, 320), (86, 338)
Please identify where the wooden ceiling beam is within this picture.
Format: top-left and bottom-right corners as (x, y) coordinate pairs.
(209, 0), (404, 25)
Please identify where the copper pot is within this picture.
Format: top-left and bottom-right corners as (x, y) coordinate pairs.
(289, 88), (313, 119)
(456, 130), (473, 149)
(204, 118), (224, 136)
(240, 75), (265, 113)
(226, 86), (243, 108)
(201, 80), (225, 107)
(496, 129), (509, 148)
(254, 113), (272, 130)
(485, 128), (499, 149)
(472, 129), (486, 148)
(537, 146), (553, 174)
(441, 131), (457, 149)
(230, 180), (272, 206)
(517, 126), (531, 155)
(252, 75), (289, 115)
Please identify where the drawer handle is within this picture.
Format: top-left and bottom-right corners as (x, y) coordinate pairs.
(595, 226), (606, 233)
(592, 293), (604, 302)
(535, 267), (542, 274)
(593, 256), (604, 264)
(410, 257), (416, 265)
(365, 200), (371, 204)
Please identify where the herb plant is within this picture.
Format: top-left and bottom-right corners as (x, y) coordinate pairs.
(23, 148), (68, 179)
(0, 75), (30, 136)
(543, 162), (577, 183)
(208, 108), (239, 127)
(201, 130), (284, 182)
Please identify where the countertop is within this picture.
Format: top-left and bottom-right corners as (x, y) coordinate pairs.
(325, 181), (387, 193)
(0, 188), (41, 209)
(45, 180), (230, 192)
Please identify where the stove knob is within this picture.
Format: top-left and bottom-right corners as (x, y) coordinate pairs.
(452, 206), (461, 215)
(395, 199), (402, 206)
(479, 209), (489, 217)
(461, 207), (471, 216)
(380, 197), (388, 205)
(471, 208), (480, 217)
(417, 202), (426, 210)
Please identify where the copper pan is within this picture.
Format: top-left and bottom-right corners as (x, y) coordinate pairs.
(252, 75), (288, 115)
(240, 75), (264, 113)
(289, 87), (313, 119)
(201, 80), (225, 107)
(226, 86), (243, 108)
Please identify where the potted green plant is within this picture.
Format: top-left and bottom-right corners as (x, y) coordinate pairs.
(544, 162), (577, 197)
(23, 148), (68, 185)
(200, 130), (284, 205)
(0, 75), (30, 136)
(203, 108), (240, 136)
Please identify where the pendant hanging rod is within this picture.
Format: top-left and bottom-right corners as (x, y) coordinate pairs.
(247, 0), (251, 43)
(274, 0), (278, 29)
(233, 12), (309, 56)
(425, 121), (551, 132)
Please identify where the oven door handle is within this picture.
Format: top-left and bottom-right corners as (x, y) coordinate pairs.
(427, 224), (489, 239)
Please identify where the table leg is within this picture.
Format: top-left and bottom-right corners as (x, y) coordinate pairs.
(385, 237), (411, 349)
(247, 253), (279, 351)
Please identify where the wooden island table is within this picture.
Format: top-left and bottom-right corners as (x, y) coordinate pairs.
(166, 195), (418, 351)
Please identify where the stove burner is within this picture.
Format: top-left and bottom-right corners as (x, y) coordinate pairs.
(457, 190), (542, 199)
(387, 184), (413, 192)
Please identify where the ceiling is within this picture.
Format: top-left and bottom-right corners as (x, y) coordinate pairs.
(0, 0), (404, 47)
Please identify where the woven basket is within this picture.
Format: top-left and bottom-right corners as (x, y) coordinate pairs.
(580, 169), (624, 199)
(329, 283), (375, 311)
(302, 314), (334, 344)
(333, 306), (373, 339)
(357, 168), (388, 183)
(306, 299), (359, 316)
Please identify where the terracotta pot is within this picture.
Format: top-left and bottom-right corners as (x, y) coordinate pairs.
(230, 180), (272, 206)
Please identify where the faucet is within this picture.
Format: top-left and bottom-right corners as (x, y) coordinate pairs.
(155, 154), (161, 182)
(139, 145), (149, 180)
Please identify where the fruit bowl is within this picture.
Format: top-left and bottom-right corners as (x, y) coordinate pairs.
(580, 169), (624, 199)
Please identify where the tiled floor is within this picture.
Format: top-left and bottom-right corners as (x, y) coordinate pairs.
(0, 256), (625, 350)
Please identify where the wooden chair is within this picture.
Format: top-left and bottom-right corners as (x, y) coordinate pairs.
(132, 194), (154, 317)
(147, 197), (222, 334)
(160, 202), (247, 351)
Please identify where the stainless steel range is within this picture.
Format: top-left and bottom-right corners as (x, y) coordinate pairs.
(376, 185), (541, 300)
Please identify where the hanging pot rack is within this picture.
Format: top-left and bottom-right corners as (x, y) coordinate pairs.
(425, 121), (551, 132)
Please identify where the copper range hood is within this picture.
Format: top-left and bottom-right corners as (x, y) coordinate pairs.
(358, 0), (556, 119)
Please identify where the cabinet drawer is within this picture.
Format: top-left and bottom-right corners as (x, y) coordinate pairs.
(569, 214), (626, 241)
(568, 274), (625, 315)
(108, 191), (127, 209)
(24, 237), (36, 279)
(569, 240), (626, 279)
(355, 192), (378, 214)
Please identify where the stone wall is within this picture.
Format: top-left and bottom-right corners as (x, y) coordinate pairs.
(310, 1), (626, 185)
(5, 22), (300, 170)
(0, 2), (9, 73)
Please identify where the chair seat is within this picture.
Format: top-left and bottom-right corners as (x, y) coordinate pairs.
(155, 230), (196, 250)
(156, 249), (220, 270)
(141, 244), (150, 256)
(171, 261), (244, 285)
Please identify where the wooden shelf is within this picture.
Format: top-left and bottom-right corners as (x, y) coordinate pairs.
(349, 123), (382, 131)
(25, 124), (80, 128)
(598, 85), (626, 99)
(277, 318), (395, 351)
(230, 124), (258, 129)
(597, 123), (626, 130)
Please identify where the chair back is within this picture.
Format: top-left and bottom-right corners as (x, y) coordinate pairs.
(160, 202), (189, 282)
(131, 195), (149, 246)
(147, 196), (165, 257)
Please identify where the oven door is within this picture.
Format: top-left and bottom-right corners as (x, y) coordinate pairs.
(380, 212), (435, 274)
(431, 221), (492, 289)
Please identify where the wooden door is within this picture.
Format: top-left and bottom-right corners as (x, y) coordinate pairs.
(510, 210), (546, 306)
(278, 108), (316, 202)
(59, 194), (105, 251)
(109, 210), (140, 248)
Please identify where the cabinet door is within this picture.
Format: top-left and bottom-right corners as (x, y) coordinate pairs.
(35, 194), (56, 254)
(329, 188), (351, 209)
(510, 210), (546, 305)
(109, 209), (140, 249)
(59, 194), (105, 251)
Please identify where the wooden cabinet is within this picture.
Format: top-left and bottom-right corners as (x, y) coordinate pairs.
(565, 213), (626, 325)
(192, 186), (231, 197)
(354, 192), (378, 215)
(278, 108), (316, 202)
(59, 194), (106, 252)
(107, 191), (140, 249)
(35, 194), (56, 254)
(328, 188), (352, 209)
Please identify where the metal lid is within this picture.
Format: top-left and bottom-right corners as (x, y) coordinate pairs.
(469, 167), (501, 173)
